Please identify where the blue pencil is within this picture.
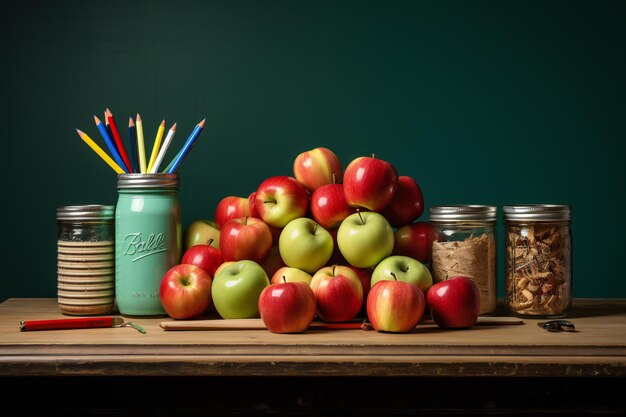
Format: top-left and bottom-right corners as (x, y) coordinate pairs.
(162, 137), (198, 173)
(104, 113), (115, 148)
(93, 115), (128, 173)
(166, 119), (205, 174)
(128, 117), (138, 173)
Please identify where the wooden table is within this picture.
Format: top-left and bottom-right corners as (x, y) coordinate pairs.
(1, 298), (625, 416)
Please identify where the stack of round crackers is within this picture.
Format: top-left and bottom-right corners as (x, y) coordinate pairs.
(57, 240), (115, 315)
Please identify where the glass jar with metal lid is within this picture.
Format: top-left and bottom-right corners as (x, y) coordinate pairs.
(115, 174), (181, 316)
(429, 205), (497, 315)
(504, 205), (572, 318)
(57, 205), (115, 242)
(56, 205), (115, 316)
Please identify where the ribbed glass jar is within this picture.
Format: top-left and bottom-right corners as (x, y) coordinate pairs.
(56, 205), (115, 316)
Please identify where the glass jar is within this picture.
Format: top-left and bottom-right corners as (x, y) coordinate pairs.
(504, 205), (572, 318)
(115, 174), (181, 316)
(57, 205), (115, 243)
(56, 205), (115, 316)
(429, 205), (497, 315)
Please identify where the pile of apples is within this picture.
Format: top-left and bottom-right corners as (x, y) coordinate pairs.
(160, 147), (480, 333)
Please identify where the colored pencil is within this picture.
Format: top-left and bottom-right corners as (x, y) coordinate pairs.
(104, 113), (114, 148)
(147, 120), (166, 173)
(136, 113), (147, 173)
(128, 117), (138, 173)
(75, 129), (125, 174)
(161, 132), (199, 173)
(93, 115), (128, 173)
(166, 119), (205, 174)
(149, 123), (177, 173)
(105, 108), (133, 173)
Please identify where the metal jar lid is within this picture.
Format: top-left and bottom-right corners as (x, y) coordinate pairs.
(56, 205), (115, 221)
(429, 205), (497, 222)
(117, 173), (179, 190)
(503, 205), (571, 221)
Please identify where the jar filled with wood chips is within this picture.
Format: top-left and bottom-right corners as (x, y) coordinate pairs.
(504, 205), (572, 318)
(429, 205), (497, 315)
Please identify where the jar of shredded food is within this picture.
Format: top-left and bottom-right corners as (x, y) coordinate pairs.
(429, 205), (497, 315)
(503, 205), (572, 318)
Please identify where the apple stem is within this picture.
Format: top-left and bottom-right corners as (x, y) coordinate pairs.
(332, 265), (336, 276)
(356, 209), (364, 225)
(207, 238), (214, 246)
(390, 272), (398, 281)
(313, 222), (318, 234)
(372, 153), (376, 159)
(282, 276), (287, 284)
(244, 217), (248, 225)
(332, 173), (336, 185)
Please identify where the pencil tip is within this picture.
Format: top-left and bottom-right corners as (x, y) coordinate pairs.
(160, 120), (166, 126)
(129, 117), (135, 127)
(136, 113), (141, 122)
(198, 119), (206, 128)
(76, 128), (83, 134)
(93, 115), (101, 123)
(171, 123), (177, 130)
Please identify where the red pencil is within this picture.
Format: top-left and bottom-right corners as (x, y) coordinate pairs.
(105, 108), (133, 173)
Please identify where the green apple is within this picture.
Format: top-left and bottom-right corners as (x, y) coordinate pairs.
(211, 260), (270, 319)
(337, 211), (394, 268)
(278, 217), (333, 273)
(371, 255), (432, 293)
(183, 220), (220, 250)
(271, 266), (313, 285)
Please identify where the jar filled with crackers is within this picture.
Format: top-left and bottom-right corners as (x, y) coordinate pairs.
(429, 205), (497, 315)
(504, 205), (572, 318)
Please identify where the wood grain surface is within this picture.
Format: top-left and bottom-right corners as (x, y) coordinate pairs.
(1, 298), (625, 377)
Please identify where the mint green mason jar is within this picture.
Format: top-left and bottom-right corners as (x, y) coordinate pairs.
(115, 174), (181, 316)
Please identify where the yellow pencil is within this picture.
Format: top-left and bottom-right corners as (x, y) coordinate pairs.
(76, 129), (125, 174)
(147, 119), (166, 173)
(136, 113), (147, 173)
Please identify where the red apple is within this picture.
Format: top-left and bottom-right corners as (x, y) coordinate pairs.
(346, 265), (372, 311)
(180, 239), (224, 278)
(310, 265), (363, 322)
(258, 278), (317, 333)
(327, 227), (348, 265)
(255, 176), (309, 228)
(261, 245), (287, 278)
(310, 183), (356, 229)
(293, 147), (343, 192)
(159, 264), (212, 319)
(366, 276), (425, 333)
(215, 196), (251, 229)
(219, 217), (273, 264)
(380, 176), (424, 227)
(343, 155), (398, 212)
(248, 192), (261, 218)
(426, 276), (480, 329)
(393, 222), (437, 264)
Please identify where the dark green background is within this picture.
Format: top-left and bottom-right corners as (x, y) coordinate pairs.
(2, 0), (624, 302)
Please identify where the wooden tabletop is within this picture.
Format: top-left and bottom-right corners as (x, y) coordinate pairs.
(1, 298), (625, 377)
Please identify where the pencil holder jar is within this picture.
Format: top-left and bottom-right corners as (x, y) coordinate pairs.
(115, 174), (181, 316)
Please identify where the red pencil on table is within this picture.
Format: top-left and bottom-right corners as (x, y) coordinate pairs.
(105, 108), (133, 173)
